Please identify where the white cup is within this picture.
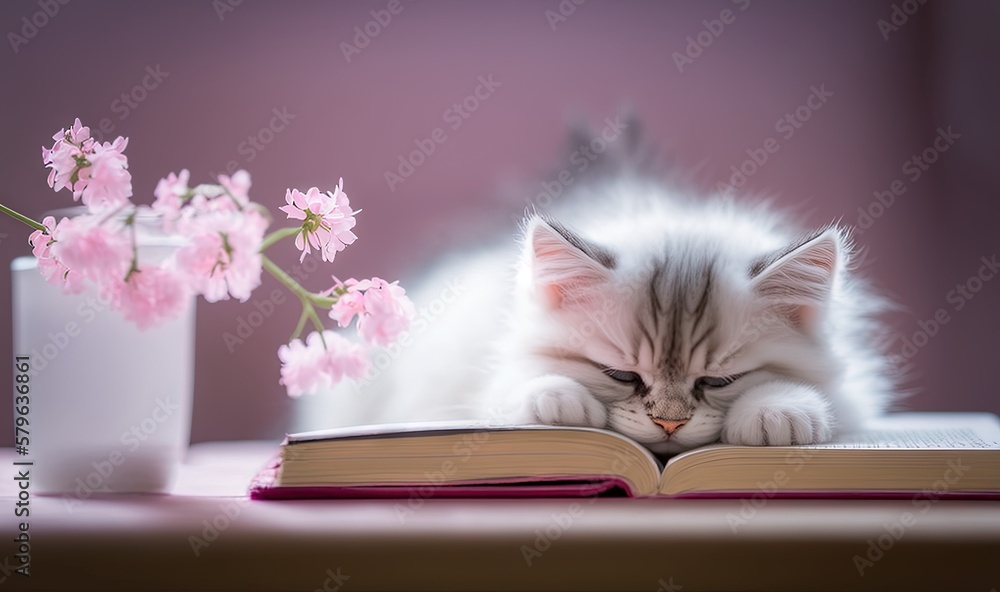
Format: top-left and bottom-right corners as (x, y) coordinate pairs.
(10, 214), (196, 495)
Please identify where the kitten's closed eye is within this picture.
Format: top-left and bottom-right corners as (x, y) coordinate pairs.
(693, 373), (748, 401)
(603, 368), (643, 385)
(696, 375), (741, 389)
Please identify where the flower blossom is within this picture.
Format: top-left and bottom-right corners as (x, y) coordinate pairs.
(28, 215), (57, 260)
(278, 331), (369, 397)
(152, 169), (191, 227)
(28, 216), (84, 294)
(218, 170), (252, 209)
(113, 265), (191, 331)
(75, 137), (133, 210)
(175, 208), (267, 302)
(49, 214), (133, 289)
(24, 118), (411, 390)
(41, 119), (93, 194)
(26, 210), (189, 330)
(279, 180), (357, 263)
(329, 277), (414, 347)
(41, 119), (132, 211)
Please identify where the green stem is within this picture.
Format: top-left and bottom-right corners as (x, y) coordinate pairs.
(291, 307), (309, 341)
(262, 254), (333, 345)
(124, 221), (140, 282)
(305, 304), (327, 335)
(309, 294), (338, 308)
(261, 255), (313, 302)
(0, 203), (46, 232)
(260, 227), (301, 252)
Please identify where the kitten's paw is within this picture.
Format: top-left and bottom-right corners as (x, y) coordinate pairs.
(514, 375), (607, 428)
(721, 383), (833, 446)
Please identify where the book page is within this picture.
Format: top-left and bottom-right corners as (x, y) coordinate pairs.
(815, 412), (1000, 450)
(662, 412), (1000, 471)
(657, 413), (1000, 496)
(814, 427), (998, 449)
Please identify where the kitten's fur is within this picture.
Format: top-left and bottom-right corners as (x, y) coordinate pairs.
(298, 171), (894, 453)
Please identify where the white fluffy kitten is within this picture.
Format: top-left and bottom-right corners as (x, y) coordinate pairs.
(298, 176), (894, 453)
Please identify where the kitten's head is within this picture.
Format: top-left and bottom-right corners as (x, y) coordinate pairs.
(519, 214), (847, 453)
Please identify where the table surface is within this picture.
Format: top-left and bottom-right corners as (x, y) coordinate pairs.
(1, 442), (998, 592)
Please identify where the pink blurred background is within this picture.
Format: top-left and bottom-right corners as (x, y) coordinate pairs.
(1, 0), (997, 444)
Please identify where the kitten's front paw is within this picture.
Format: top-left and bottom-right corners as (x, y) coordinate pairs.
(721, 383), (833, 446)
(514, 375), (607, 428)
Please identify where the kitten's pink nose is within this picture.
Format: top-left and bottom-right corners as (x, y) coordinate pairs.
(653, 419), (688, 436)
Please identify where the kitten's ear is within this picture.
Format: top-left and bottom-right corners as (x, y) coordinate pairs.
(527, 216), (616, 308)
(750, 227), (846, 323)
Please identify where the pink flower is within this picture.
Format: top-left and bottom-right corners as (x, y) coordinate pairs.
(176, 209), (267, 302)
(329, 277), (414, 347)
(181, 172), (252, 217)
(113, 265), (190, 330)
(355, 279), (414, 347)
(28, 215), (57, 259)
(49, 214), (132, 289)
(42, 119), (93, 194)
(218, 170), (252, 209)
(29, 216), (85, 294)
(41, 120), (132, 211)
(328, 284), (366, 327)
(42, 142), (80, 193)
(37, 256), (85, 294)
(152, 170), (191, 227)
(279, 180), (357, 263)
(278, 331), (369, 397)
(63, 118), (92, 144)
(75, 137), (132, 210)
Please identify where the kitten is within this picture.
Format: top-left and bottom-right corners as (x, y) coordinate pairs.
(298, 174), (894, 454)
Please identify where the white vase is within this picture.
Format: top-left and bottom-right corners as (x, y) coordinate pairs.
(10, 218), (196, 496)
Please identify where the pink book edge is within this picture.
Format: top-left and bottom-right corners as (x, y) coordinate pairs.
(246, 455), (1000, 500)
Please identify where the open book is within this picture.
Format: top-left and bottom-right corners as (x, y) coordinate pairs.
(250, 412), (1000, 499)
